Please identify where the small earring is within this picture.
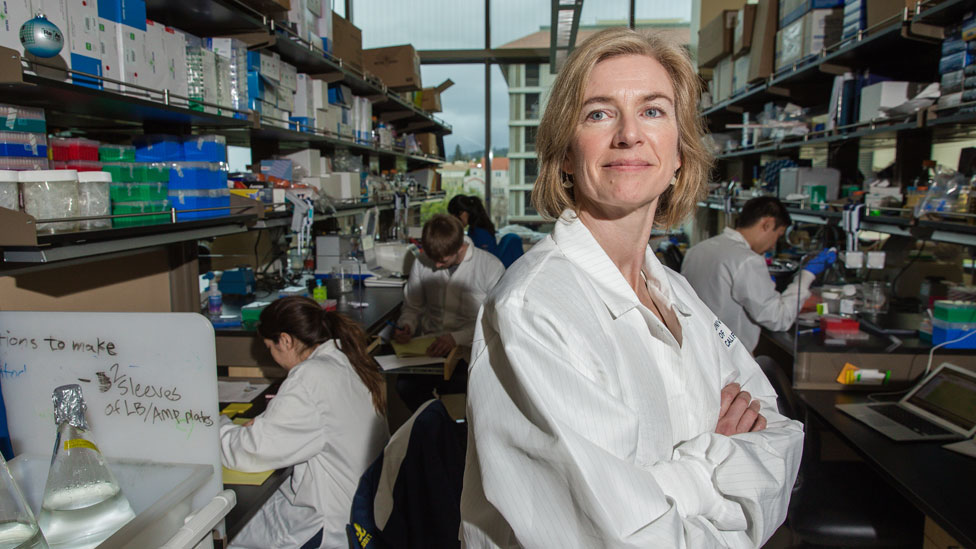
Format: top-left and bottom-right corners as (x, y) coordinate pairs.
(668, 173), (677, 186)
(561, 174), (574, 188)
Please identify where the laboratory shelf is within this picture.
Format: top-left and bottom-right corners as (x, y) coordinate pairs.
(714, 118), (918, 159)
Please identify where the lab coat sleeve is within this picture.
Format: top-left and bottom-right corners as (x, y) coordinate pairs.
(397, 259), (426, 333)
(466, 299), (803, 548)
(219, 380), (326, 473)
(449, 258), (505, 347)
(730, 255), (815, 333)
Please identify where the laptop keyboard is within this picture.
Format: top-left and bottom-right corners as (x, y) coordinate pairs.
(871, 404), (953, 436)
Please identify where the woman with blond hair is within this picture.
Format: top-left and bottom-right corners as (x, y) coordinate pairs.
(461, 28), (803, 548)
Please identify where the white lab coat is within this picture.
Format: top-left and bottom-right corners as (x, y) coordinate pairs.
(461, 211), (804, 548)
(681, 227), (815, 352)
(398, 236), (505, 346)
(220, 340), (389, 549)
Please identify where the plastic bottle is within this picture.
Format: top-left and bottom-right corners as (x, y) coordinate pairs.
(207, 282), (222, 319)
(313, 279), (328, 305)
(37, 385), (135, 549)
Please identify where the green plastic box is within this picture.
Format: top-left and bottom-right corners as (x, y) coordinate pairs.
(933, 301), (976, 324)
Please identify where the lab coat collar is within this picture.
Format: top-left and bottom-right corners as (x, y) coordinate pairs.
(723, 227), (752, 251)
(552, 210), (691, 319)
(306, 339), (341, 362)
(459, 236), (475, 264)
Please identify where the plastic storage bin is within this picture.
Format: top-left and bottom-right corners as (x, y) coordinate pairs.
(169, 189), (230, 220)
(78, 171), (112, 230)
(19, 170), (79, 233)
(9, 454), (213, 549)
(183, 135), (227, 162)
(0, 104), (46, 133)
(133, 135), (182, 162)
(0, 170), (17, 211)
(169, 162), (226, 190)
(0, 157), (48, 170)
(0, 132), (47, 158)
(110, 181), (169, 202)
(53, 160), (102, 172)
(931, 318), (976, 349)
(50, 137), (99, 161)
(99, 145), (136, 162)
(112, 200), (171, 228)
(933, 300), (976, 324)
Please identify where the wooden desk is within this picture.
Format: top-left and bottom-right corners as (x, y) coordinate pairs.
(797, 390), (976, 548)
(756, 312), (976, 389)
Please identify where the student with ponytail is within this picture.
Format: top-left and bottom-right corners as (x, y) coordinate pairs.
(220, 296), (390, 549)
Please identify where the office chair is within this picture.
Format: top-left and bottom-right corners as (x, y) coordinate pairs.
(346, 399), (466, 549)
(754, 356), (924, 547)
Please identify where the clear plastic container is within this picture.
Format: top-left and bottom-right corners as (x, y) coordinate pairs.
(51, 160), (102, 172)
(0, 157), (48, 171)
(77, 171), (111, 230)
(0, 132), (47, 158)
(0, 104), (46, 134)
(0, 170), (18, 211)
(19, 170), (80, 233)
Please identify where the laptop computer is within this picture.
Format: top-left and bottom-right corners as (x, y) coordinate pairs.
(836, 363), (976, 442)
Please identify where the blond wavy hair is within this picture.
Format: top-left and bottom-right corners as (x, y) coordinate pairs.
(531, 27), (712, 228)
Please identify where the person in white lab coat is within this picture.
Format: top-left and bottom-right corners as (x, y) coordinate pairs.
(461, 28), (805, 548)
(682, 196), (837, 353)
(393, 213), (504, 410)
(220, 297), (389, 549)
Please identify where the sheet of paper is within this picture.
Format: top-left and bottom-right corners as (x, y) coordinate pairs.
(220, 403), (253, 418)
(375, 354), (446, 372)
(392, 336), (437, 357)
(222, 466), (274, 486)
(218, 381), (270, 403)
(943, 439), (976, 459)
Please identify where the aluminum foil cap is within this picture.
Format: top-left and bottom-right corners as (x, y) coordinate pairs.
(52, 384), (89, 430)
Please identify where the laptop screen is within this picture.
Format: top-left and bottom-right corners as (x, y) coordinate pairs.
(906, 367), (976, 431)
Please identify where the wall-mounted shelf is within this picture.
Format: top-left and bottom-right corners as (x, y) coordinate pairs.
(698, 197), (976, 246)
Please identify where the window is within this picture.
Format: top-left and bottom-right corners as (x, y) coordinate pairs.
(524, 126), (538, 152)
(524, 93), (540, 120)
(525, 64), (539, 87)
(524, 158), (538, 181)
(523, 191), (538, 216)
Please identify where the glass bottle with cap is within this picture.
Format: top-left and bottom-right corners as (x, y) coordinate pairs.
(37, 385), (134, 549)
(0, 452), (49, 548)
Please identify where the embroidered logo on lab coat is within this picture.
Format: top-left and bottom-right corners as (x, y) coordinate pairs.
(713, 319), (737, 349)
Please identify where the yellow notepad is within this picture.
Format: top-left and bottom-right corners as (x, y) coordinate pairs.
(392, 336), (437, 357)
(232, 417), (251, 425)
(221, 403), (253, 418)
(222, 466), (273, 486)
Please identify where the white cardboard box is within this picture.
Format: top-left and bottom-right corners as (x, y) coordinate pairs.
(322, 172), (360, 200)
(276, 85), (295, 113)
(858, 81), (926, 123)
(732, 54), (750, 94)
(775, 9), (842, 71)
(65, 0), (102, 87)
(714, 56), (733, 103)
(143, 19), (166, 91)
(0, 0), (32, 54)
(116, 23), (147, 91)
(97, 17), (119, 90)
(286, 149), (322, 178)
(294, 73), (315, 117)
(259, 51), (280, 83)
(311, 77), (329, 111)
(163, 26), (187, 98)
(279, 60), (297, 91)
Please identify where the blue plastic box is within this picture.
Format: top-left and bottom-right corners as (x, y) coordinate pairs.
(183, 135), (227, 162)
(931, 319), (976, 349)
(135, 134), (183, 162)
(169, 162), (225, 190)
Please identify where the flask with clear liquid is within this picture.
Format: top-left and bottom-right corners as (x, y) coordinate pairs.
(37, 385), (134, 549)
(0, 453), (48, 549)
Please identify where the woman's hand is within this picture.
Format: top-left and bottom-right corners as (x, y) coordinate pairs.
(715, 383), (767, 435)
(426, 333), (456, 357)
(394, 325), (413, 344)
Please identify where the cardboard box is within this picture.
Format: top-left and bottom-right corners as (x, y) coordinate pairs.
(732, 54), (751, 93)
(416, 79), (453, 112)
(310, 77), (329, 110)
(286, 149), (321, 177)
(163, 26), (187, 98)
(294, 73), (314, 117)
(858, 81), (928, 122)
(96, 0), (146, 29)
(775, 9), (843, 70)
(714, 56), (733, 102)
(65, 0), (103, 88)
(415, 133), (438, 156)
(279, 60), (297, 91)
(733, 5), (757, 57)
(866, 0), (911, 29)
(698, 9), (737, 68)
(747, 0), (778, 83)
(143, 19), (166, 91)
(331, 12), (362, 70)
(0, 0), (32, 54)
(363, 44), (422, 91)
(322, 172), (360, 200)
(97, 17), (119, 90)
(276, 85), (295, 113)
(778, 0), (843, 27)
(116, 23), (147, 90)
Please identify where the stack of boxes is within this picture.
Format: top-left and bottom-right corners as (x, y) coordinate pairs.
(51, 138), (101, 172)
(842, 0), (867, 41)
(939, 16), (976, 112)
(774, 0), (843, 72)
(931, 301), (976, 349)
(0, 104), (48, 171)
(284, 0), (331, 52)
(168, 135), (230, 221)
(246, 50), (295, 128)
(102, 141), (169, 227)
(187, 35), (219, 114)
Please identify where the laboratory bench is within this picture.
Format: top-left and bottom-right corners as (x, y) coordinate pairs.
(755, 311), (976, 390)
(798, 390), (976, 549)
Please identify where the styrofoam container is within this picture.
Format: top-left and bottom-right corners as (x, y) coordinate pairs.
(9, 454), (212, 549)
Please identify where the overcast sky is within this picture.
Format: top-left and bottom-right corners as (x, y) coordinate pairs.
(348, 0), (691, 156)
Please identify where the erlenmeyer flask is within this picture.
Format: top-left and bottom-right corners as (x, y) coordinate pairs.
(0, 453), (48, 549)
(37, 385), (134, 549)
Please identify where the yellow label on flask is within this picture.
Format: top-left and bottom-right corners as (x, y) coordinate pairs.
(64, 439), (100, 453)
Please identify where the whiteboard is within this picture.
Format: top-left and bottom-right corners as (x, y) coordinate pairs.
(0, 311), (221, 514)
